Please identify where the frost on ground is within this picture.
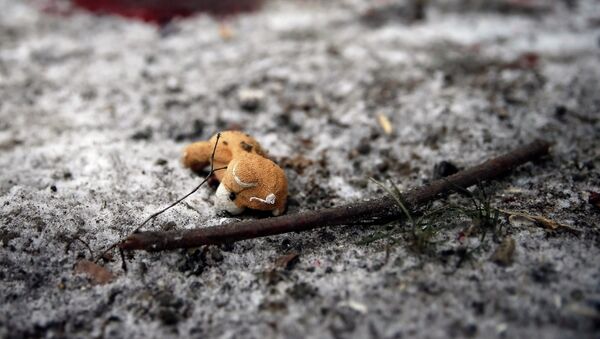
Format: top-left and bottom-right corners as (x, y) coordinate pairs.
(0, 0), (599, 338)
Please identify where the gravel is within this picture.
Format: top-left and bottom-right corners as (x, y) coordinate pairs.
(1, 0), (599, 338)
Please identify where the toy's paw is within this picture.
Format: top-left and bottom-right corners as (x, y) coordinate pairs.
(272, 208), (282, 216)
(182, 142), (212, 172)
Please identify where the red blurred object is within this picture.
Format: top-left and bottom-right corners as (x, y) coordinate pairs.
(71, 0), (264, 23)
(589, 191), (600, 209)
(517, 52), (540, 69)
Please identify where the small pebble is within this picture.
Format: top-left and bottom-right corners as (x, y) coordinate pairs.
(238, 88), (264, 111)
(530, 262), (558, 284)
(280, 238), (292, 251)
(166, 77), (182, 93)
(131, 127), (153, 141)
(554, 105), (568, 119)
(376, 161), (389, 173)
(158, 308), (179, 325)
(433, 160), (459, 179)
(356, 140), (371, 155)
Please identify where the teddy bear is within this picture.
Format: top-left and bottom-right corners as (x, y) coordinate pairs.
(182, 131), (288, 216)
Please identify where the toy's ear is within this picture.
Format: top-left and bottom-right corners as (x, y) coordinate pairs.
(230, 159), (259, 189)
(249, 193), (276, 204)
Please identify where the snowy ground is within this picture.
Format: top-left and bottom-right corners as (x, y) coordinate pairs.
(1, 0), (599, 338)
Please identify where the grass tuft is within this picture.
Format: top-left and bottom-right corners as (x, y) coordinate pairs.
(360, 179), (505, 256)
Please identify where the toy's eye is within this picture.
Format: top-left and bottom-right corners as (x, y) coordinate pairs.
(229, 191), (236, 201)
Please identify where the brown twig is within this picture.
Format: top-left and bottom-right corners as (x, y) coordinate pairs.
(120, 140), (550, 252)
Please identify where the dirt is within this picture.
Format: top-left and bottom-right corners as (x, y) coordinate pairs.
(1, 0), (599, 338)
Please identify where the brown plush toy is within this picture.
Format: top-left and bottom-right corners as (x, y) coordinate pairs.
(182, 131), (288, 216)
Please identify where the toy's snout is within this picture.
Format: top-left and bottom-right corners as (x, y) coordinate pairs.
(214, 183), (245, 215)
